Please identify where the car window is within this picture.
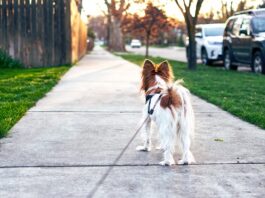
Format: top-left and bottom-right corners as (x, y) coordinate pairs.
(204, 27), (225, 37)
(195, 28), (203, 38)
(240, 18), (251, 36)
(252, 17), (265, 33)
(225, 19), (235, 33)
(232, 18), (243, 36)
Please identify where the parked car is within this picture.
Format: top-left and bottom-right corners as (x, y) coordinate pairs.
(223, 9), (265, 74)
(130, 39), (142, 48)
(186, 24), (225, 65)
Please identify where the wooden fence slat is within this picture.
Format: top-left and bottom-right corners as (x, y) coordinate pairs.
(2, 0), (7, 51)
(43, 0), (48, 66)
(13, 0), (18, 58)
(7, 0), (13, 56)
(48, 0), (53, 65)
(0, 1), (3, 50)
(20, 0), (25, 66)
(53, 0), (59, 65)
(60, 0), (66, 65)
(31, 0), (37, 66)
(36, 0), (44, 66)
(65, 0), (71, 64)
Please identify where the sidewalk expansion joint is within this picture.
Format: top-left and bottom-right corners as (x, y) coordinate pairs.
(1, 162), (265, 169)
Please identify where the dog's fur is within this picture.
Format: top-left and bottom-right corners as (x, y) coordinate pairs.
(136, 59), (195, 166)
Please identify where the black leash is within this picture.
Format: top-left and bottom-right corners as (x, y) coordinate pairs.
(87, 115), (150, 198)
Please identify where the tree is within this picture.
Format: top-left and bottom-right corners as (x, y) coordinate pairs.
(259, 1), (265, 8)
(174, 0), (204, 70)
(75, 0), (83, 13)
(88, 16), (108, 42)
(218, 0), (253, 21)
(124, 3), (173, 57)
(104, 0), (130, 52)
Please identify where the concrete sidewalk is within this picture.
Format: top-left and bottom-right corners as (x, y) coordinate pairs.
(0, 46), (265, 197)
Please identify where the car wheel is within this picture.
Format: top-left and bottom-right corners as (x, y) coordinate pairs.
(201, 49), (211, 65)
(252, 51), (265, 74)
(224, 49), (237, 70)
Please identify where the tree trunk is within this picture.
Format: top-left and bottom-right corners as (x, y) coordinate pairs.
(106, 14), (111, 46)
(145, 33), (150, 57)
(186, 17), (197, 70)
(108, 17), (125, 52)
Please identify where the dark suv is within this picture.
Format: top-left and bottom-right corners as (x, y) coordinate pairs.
(223, 9), (265, 74)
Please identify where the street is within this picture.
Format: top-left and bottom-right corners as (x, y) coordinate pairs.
(127, 45), (188, 62)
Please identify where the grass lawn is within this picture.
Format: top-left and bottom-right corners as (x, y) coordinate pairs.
(0, 67), (70, 138)
(118, 53), (265, 129)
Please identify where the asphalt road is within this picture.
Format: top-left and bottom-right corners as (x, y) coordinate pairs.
(127, 45), (188, 62)
(126, 45), (253, 72)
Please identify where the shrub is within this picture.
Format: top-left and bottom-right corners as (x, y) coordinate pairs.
(0, 49), (24, 68)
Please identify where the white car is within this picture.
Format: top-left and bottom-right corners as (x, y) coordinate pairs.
(130, 39), (142, 48)
(186, 24), (225, 65)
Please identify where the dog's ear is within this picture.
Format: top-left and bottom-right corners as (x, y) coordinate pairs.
(158, 60), (170, 72)
(141, 59), (156, 91)
(157, 60), (173, 82)
(143, 59), (155, 71)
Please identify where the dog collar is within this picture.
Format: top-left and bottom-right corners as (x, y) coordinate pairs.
(145, 94), (154, 103)
(146, 94), (162, 115)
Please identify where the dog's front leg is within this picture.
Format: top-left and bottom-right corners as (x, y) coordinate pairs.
(136, 115), (152, 152)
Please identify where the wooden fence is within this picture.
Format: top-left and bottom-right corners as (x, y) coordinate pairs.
(0, 0), (87, 67)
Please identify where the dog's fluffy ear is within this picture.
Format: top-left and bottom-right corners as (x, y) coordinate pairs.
(143, 59), (155, 71)
(157, 60), (173, 82)
(141, 59), (156, 91)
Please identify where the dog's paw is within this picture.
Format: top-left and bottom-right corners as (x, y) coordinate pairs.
(177, 159), (195, 165)
(159, 160), (175, 166)
(136, 146), (151, 152)
(177, 159), (188, 165)
(178, 158), (196, 165)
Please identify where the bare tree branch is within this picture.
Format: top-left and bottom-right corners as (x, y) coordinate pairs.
(104, 0), (110, 7)
(174, 0), (186, 15)
(188, 0), (193, 9)
(194, 0), (204, 22)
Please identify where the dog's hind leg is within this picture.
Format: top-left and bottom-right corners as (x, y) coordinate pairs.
(159, 149), (175, 166)
(159, 122), (176, 166)
(177, 85), (196, 165)
(177, 123), (195, 165)
(136, 116), (152, 152)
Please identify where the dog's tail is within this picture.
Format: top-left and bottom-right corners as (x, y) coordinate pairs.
(160, 86), (182, 111)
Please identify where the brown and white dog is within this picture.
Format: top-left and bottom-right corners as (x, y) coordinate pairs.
(136, 59), (195, 166)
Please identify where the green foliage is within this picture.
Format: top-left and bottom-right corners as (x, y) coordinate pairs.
(118, 53), (265, 129)
(87, 27), (96, 40)
(259, 3), (265, 8)
(0, 66), (69, 138)
(0, 49), (24, 68)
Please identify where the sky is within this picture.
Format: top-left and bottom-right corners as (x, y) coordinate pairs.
(82, 0), (264, 21)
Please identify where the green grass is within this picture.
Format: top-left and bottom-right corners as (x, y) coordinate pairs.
(0, 66), (70, 138)
(118, 53), (265, 129)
